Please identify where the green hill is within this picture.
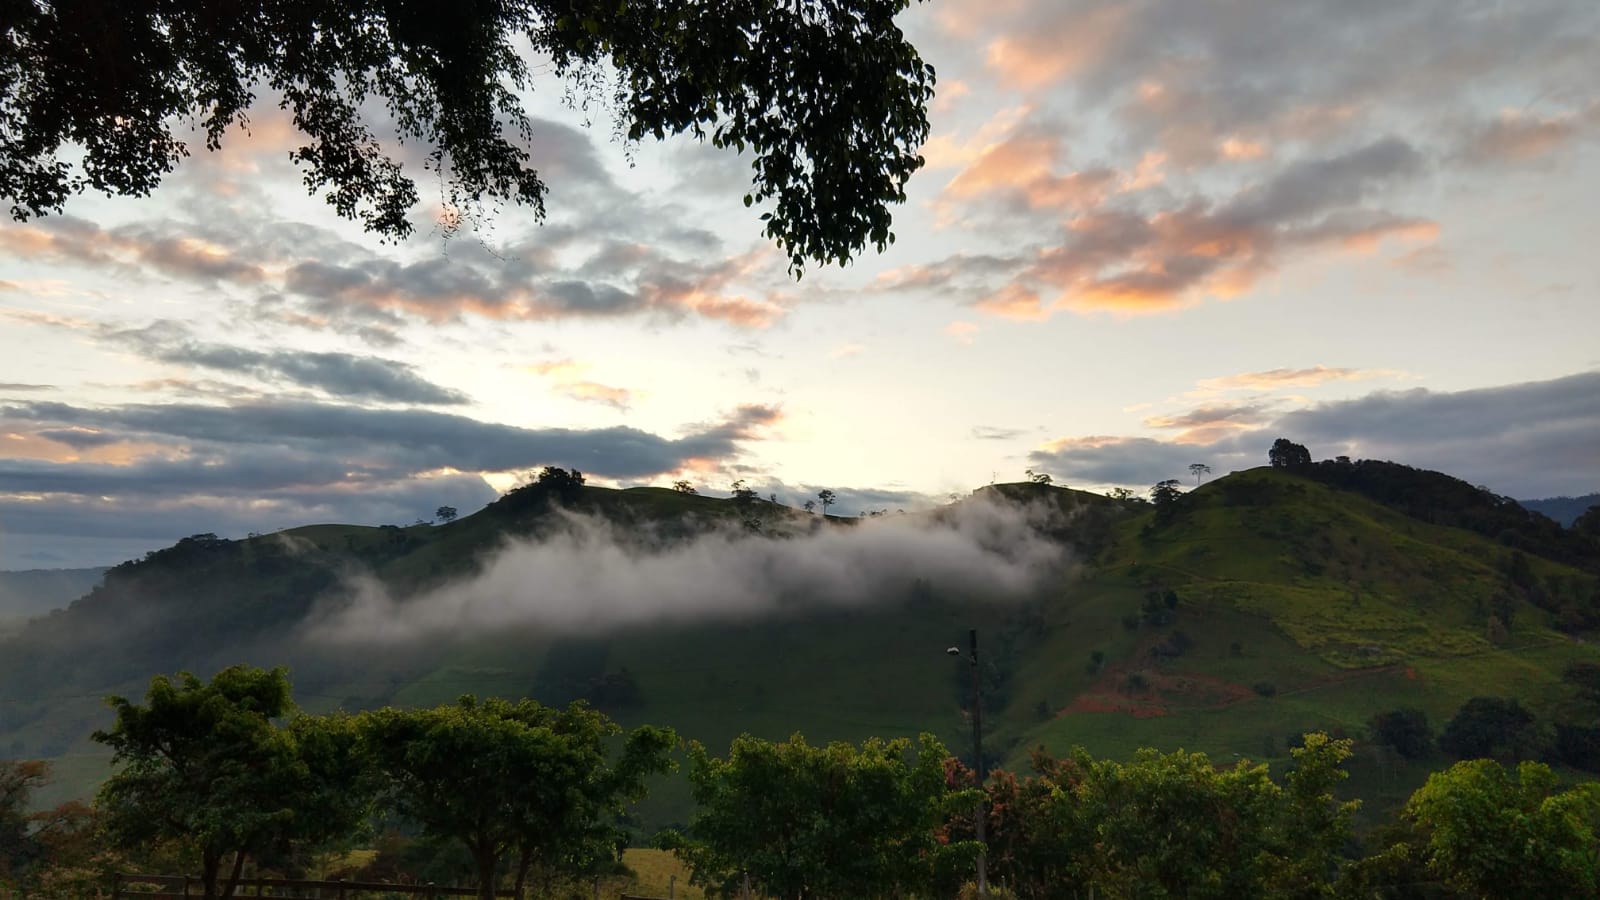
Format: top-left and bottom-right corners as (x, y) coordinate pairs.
(4, 465), (1598, 827)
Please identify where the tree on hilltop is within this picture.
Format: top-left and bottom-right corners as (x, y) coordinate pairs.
(2, 0), (936, 272)
(435, 506), (458, 523)
(1268, 439), (1312, 468)
(1188, 462), (1211, 484)
(817, 488), (837, 517)
(1150, 480), (1183, 522)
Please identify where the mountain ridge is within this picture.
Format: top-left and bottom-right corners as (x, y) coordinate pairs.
(5, 460), (1599, 826)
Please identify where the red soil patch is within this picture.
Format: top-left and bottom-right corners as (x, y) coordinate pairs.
(1061, 668), (1256, 719)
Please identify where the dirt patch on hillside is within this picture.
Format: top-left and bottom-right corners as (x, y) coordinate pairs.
(1061, 668), (1258, 718)
(1060, 662), (1406, 720)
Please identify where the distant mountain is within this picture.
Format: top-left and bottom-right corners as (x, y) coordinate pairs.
(1521, 493), (1600, 528)
(0, 567), (105, 620)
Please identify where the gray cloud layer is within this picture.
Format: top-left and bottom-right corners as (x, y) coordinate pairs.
(1029, 372), (1600, 497)
(0, 399), (780, 566)
(107, 321), (469, 405)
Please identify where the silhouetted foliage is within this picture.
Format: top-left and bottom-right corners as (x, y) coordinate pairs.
(1553, 723), (1600, 773)
(1, 0), (936, 272)
(1149, 479), (1184, 523)
(495, 466), (587, 516)
(1440, 697), (1543, 761)
(1268, 438), (1312, 469)
(1576, 504), (1600, 538)
(1369, 708), (1434, 760)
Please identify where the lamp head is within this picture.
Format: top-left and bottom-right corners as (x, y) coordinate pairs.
(946, 646), (962, 656)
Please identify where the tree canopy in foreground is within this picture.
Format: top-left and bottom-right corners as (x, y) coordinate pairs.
(0, 0), (936, 271)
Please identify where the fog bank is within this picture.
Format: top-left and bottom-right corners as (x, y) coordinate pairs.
(311, 494), (1071, 643)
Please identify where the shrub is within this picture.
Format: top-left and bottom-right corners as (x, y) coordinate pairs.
(1253, 681), (1277, 698)
(1440, 697), (1542, 760)
(1369, 708), (1433, 760)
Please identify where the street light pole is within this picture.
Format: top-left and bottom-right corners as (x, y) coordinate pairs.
(969, 628), (988, 897)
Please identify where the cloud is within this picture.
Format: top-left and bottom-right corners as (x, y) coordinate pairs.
(525, 359), (635, 411)
(1459, 105), (1600, 165)
(972, 426), (1027, 441)
(939, 132), (1118, 216)
(985, 3), (1132, 90)
(1, 399), (779, 484)
(311, 494), (1071, 641)
(0, 116), (791, 336)
(920, 105), (1032, 170)
(967, 0), (1597, 167)
(1029, 435), (1216, 487)
(1194, 366), (1404, 392)
(0, 397), (783, 566)
(0, 216), (268, 284)
(0, 384), (54, 393)
(968, 138), (1435, 317)
(106, 321), (470, 405)
(554, 382), (634, 410)
(1030, 371), (1600, 497)
(944, 321), (980, 344)
(1143, 403), (1274, 444)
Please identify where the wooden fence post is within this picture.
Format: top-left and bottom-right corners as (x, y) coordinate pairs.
(668, 874), (676, 900)
(111, 873), (121, 900)
(591, 876), (599, 900)
(182, 875), (191, 899)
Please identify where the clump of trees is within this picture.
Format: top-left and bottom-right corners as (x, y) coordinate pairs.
(493, 466), (587, 516)
(13, 666), (1600, 899)
(1268, 438), (1313, 469)
(76, 667), (672, 900)
(663, 733), (979, 899)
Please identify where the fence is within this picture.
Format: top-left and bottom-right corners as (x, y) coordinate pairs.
(111, 874), (516, 899)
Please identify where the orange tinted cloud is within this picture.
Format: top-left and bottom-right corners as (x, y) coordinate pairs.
(1196, 366), (1401, 392)
(986, 4), (1131, 90)
(920, 105), (1032, 170)
(0, 219), (266, 283)
(1462, 106), (1599, 164)
(944, 321), (980, 344)
(1143, 403), (1272, 444)
(526, 359), (635, 410)
(559, 381), (633, 410)
(966, 139), (1434, 317)
(943, 134), (1117, 212)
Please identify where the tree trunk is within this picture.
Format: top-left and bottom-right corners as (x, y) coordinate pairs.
(200, 849), (221, 900)
(512, 850), (532, 900)
(220, 850), (247, 900)
(472, 842), (500, 900)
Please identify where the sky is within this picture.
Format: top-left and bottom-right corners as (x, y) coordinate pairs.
(1, 0), (1598, 568)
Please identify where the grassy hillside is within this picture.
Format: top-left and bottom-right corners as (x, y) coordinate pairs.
(6, 465), (1599, 829)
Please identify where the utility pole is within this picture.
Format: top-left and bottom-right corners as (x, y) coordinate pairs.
(969, 627), (988, 897)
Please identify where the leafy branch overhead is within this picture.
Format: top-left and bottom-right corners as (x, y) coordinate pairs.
(0, 0), (936, 273)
